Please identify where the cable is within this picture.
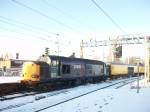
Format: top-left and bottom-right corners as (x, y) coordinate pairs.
(0, 16), (55, 40)
(0, 16), (73, 44)
(0, 16), (55, 36)
(41, 0), (94, 29)
(0, 18), (58, 42)
(91, 0), (125, 33)
(12, 0), (86, 36)
(0, 18), (53, 39)
(0, 21), (69, 47)
(0, 26), (52, 42)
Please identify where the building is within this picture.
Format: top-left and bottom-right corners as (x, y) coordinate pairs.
(0, 54), (25, 69)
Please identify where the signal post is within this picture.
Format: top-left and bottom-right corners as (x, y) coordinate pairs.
(145, 36), (150, 82)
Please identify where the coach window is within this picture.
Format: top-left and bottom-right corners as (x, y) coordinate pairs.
(52, 60), (57, 66)
(62, 64), (70, 74)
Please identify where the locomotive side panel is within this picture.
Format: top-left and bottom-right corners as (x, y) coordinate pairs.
(85, 64), (104, 76)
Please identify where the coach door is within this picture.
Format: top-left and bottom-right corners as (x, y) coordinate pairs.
(128, 67), (134, 77)
(51, 60), (57, 78)
(40, 62), (49, 80)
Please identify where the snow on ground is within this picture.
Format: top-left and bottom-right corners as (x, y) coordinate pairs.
(0, 78), (128, 112)
(1, 78), (150, 112)
(0, 76), (21, 83)
(47, 79), (150, 112)
(0, 80), (114, 112)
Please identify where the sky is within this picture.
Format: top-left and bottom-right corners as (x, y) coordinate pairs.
(0, 0), (150, 60)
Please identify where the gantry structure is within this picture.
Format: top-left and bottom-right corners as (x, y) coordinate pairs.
(80, 35), (150, 81)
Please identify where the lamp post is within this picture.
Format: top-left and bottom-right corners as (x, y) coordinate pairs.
(56, 33), (60, 76)
(136, 58), (140, 93)
(56, 33), (60, 56)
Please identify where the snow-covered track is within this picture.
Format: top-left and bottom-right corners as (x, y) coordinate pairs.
(0, 77), (139, 112)
(115, 79), (136, 89)
(0, 83), (21, 97)
(35, 78), (137, 112)
(0, 89), (68, 111)
(0, 92), (36, 101)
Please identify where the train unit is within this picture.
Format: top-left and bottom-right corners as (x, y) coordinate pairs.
(134, 64), (144, 76)
(21, 55), (107, 87)
(20, 55), (144, 89)
(107, 62), (144, 79)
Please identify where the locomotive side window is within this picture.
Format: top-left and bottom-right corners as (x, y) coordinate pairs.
(62, 64), (70, 74)
(52, 60), (57, 66)
(72, 64), (82, 76)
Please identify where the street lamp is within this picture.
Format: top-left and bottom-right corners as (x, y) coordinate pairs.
(136, 58), (140, 93)
(56, 33), (60, 56)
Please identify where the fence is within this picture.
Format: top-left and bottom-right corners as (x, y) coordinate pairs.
(0, 68), (22, 77)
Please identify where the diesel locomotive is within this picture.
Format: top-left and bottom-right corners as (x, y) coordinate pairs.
(21, 55), (107, 86)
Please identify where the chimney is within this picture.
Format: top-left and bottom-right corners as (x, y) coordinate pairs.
(16, 53), (19, 59)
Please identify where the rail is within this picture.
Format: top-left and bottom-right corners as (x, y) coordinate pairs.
(0, 77), (141, 112)
(35, 77), (138, 112)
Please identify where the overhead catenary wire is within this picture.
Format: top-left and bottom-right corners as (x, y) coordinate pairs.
(0, 16), (56, 41)
(91, 0), (125, 33)
(0, 19), (60, 44)
(0, 18), (52, 39)
(12, 0), (88, 37)
(41, 0), (94, 29)
(0, 16), (56, 36)
(0, 16), (71, 46)
(0, 20), (70, 47)
(0, 25), (52, 42)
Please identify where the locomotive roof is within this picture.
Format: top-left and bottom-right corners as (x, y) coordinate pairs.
(49, 55), (105, 64)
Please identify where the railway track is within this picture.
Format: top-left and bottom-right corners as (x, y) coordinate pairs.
(35, 77), (138, 112)
(115, 79), (136, 89)
(0, 83), (21, 97)
(0, 89), (68, 112)
(0, 77), (141, 112)
(0, 77), (136, 101)
(0, 92), (36, 101)
(0, 88), (69, 101)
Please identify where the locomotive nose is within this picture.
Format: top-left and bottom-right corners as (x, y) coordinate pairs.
(21, 62), (40, 85)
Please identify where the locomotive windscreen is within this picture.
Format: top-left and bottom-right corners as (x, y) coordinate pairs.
(11, 60), (24, 68)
